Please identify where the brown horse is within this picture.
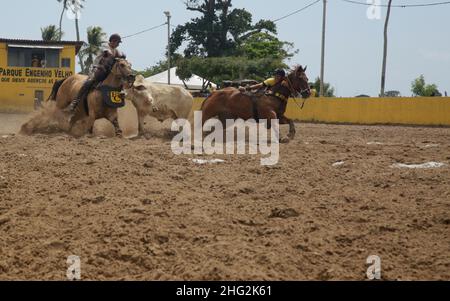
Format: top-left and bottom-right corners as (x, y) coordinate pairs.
(201, 65), (311, 143)
(21, 58), (135, 137)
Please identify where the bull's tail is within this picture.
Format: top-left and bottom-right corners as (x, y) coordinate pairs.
(47, 78), (68, 101)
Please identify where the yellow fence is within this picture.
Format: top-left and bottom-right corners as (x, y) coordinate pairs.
(193, 97), (450, 126)
(1, 96), (449, 126)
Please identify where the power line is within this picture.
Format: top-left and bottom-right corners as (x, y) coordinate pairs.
(122, 23), (167, 39)
(123, 1), (321, 38)
(340, 0), (450, 8)
(170, 0), (322, 34)
(273, 0), (322, 22)
(112, 0), (450, 39)
(170, 24), (226, 34)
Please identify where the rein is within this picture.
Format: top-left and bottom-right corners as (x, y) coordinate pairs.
(286, 73), (309, 110)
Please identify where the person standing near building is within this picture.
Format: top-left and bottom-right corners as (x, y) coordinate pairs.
(31, 55), (41, 68)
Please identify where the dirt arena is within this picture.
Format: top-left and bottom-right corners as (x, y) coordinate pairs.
(0, 108), (449, 280)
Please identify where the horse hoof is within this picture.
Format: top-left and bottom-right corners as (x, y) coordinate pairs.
(128, 135), (141, 141)
(280, 137), (290, 144)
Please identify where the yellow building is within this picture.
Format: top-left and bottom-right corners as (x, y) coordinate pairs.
(0, 38), (83, 113)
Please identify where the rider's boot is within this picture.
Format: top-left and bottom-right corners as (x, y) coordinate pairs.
(67, 98), (80, 112)
(66, 79), (95, 114)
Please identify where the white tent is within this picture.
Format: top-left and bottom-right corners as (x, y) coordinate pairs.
(145, 67), (217, 90)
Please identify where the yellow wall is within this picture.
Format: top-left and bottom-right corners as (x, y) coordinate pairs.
(0, 42), (76, 113)
(193, 97), (450, 126)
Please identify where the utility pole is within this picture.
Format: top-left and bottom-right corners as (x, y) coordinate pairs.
(320, 0), (327, 97)
(164, 11), (172, 85)
(381, 0), (393, 97)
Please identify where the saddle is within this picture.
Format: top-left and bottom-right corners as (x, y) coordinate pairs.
(243, 90), (288, 120)
(79, 80), (124, 116)
(78, 58), (124, 114)
(98, 85), (125, 109)
(243, 90), (264, 121)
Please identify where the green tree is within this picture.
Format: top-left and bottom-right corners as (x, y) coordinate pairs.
(237, 32), (297, 60)
(171, 0), (285, 58)
(311, 77), (335, 97)
(411, 75), (440, 97)
(41, 25), (64, 41)
(165, 0), (297, 86)
(79, 26), (106, 74)
(385, 90), (401, 97)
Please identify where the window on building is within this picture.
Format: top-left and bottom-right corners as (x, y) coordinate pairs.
(45, 49), (60, 68)
(7, 47), (61, 68)
(61, 58), (71, 68)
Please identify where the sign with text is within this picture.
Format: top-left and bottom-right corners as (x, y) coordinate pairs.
(0, 66), (73, 86)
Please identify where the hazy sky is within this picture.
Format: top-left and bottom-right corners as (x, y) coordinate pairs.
(1, 0), (449, 96)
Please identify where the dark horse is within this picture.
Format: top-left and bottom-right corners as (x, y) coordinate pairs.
(201, 65), (311, 143)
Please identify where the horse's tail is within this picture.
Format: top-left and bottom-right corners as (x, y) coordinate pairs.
(47, 78), (68, 101)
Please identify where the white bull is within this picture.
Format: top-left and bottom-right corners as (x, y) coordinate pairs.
(126, 75), (193, 138)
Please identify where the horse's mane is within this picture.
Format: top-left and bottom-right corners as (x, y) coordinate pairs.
(290, 65), (304, 75)
(103, 56), (127, 73)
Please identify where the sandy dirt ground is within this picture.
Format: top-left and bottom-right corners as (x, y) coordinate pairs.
(0, 108), (449, 280)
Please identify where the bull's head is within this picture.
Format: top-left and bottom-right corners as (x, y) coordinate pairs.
(125, 75), (157, 111)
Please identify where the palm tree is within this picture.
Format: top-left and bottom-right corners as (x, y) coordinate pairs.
(70, 0), (85, 42)
(380, 0), (393, 97)
(41, 25), (64, 41)
(66, 0), (86, 72)
(57, 0), (69, 41)
(81, 26), (106, 74)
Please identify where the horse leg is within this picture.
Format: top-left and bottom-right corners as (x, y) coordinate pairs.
(107, 110), (122, 138)
(280, 115), (296, 142)
(258, 108), (281, 144)
(69, 88), (92, 136)
(82, 101), (97, 137)
(218, 112), (237, 145)
(112, 118), (122, 138)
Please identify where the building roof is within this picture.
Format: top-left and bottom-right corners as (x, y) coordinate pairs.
(0, 38), (85, 54)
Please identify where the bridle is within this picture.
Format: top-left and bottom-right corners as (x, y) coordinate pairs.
(112, 59), (134, 84)
(285, 75), (297, 98)
(285, 69), (310, 98)
(285, 69), (310, 110)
